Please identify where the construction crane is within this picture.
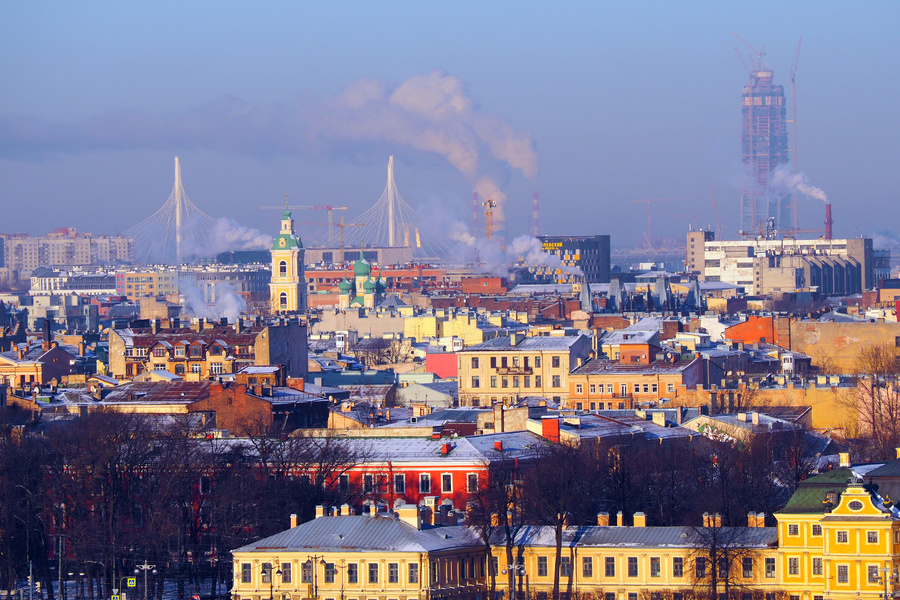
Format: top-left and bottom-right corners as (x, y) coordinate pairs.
(483, 198), (497, 240)
(336, 216), (366, 249)
(789, 37), (803, 231)
(709, 186), (723, 240)
(632, 198), (682, 248)
(260, 196), (349, 246)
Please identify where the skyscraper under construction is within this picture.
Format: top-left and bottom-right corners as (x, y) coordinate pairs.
(740, 69), (791, 235)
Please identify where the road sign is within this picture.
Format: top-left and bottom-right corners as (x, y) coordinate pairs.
(112, 595), (120, 600)
(127, 578), (136, 588)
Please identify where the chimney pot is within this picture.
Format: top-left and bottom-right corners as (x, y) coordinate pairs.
(442, 442), (451, 455)
(616, 511), (624, 527)
(290, 513), (298, 528)
(839, 452), (850, 467)
(633, 512), (646, 527)
(315, 505), (325, 519)
(596, 512), (609, 526)
(494, 440), (503, 451)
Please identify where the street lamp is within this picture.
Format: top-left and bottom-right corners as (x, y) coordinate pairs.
(134, 561), (157, 600)
(261, 564), (282, 600)
(305, 556), (327, 600)
(501, 566), (528, 600)
(877, 565), (898, 600)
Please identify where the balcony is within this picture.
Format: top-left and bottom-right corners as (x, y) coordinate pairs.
(496, 367), (533, 375)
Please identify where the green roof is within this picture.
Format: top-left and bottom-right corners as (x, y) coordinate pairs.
(780, 467), (853, 514)
(272, 233), (301, 250)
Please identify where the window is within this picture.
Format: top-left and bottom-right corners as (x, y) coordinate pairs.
(650, 557), (660, 577)
(788, 524), (799, 536)
(788, 558), (799, 576)
(339, 474), (349, 492)
(368, 563), (379, 584)
(718, 558), (728, 579)
(535, 375), (542, 387)
(867, 531), (878, 544)
(764, 558), (775, 578)
(605, 557), (615, 577)
(513, 376), (519, 387)
(211, 362), (223, 375)
(491, 376), (498, 388)
(490, 357), (497, 369)
(467, 474), (478, 493)
(324, 564), (334, 584)
(742, 557), (753, 578)
(301, 562), (311, 583)
(279, 292), (287, 309)
(241, 564), (252, 584)
(673, 557), (683, 578)
(620, 383), (628, 396)
(560, 557), (571, 578)
(837, 564), (849, 584)
(812, 558), (822, 576)
(420, 473), (431, 493)
(651, 383), (657, 393)
(627, 557), (638, 577)
(394, 474), (405, 494)
(696, 558), (707, 578)
(582, 557), (593, 578)
(279, 261), (287, 276)
(471, 376), (480, 388)
(605, 594), (616, 600)
(501, 357), (508, 369)
(590, 384), (596, 394)
(388, 563), (399, 584)
(667, 383), (675, 393)
(408, 563), (419, 584)
(812, 524), (822, 536)
(153, 347), (166, 357)
(837, 530), (849, 543)
(869, 565), (880, 584)
(262, 563), (273, 584)
(431, 561), (438, 584)
(175, 346), (185, 357)
(502, 376), (508, 388)
(471, 357), (479, 368)
(442, 473), (452, 493)
(552, 375), (561, 388)
(535, 356), (541, 368)
(524, 376), (531, 388)
(552, 356), (560, 368)
(538, 556), (548, 577)
(576, 384), (583, 394)
(282, 563), (292, 583)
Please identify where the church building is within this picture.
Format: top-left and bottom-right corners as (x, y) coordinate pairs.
(269, 207), (307, 314)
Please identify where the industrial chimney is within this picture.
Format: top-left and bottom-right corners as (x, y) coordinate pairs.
(824, 203), (833, 240)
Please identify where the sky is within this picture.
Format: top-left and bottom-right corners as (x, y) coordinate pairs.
(2, 1), (899, 254)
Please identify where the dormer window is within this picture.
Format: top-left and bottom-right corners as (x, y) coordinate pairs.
(175, 346), (185, 357)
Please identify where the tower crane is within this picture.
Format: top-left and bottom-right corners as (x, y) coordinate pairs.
(709, 186), (723, 240)
(632, 198), (682, 249)
(483, 198), (497, 240)
(260, 196), (349, 246)
(336, 216), (366, 249)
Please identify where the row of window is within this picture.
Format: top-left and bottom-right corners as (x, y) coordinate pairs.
(471, 356), (559, 370)
(529, 556), (775, 580)
(243, 561), (420, 586)
(339, 472), (479, 495)
(471, 375), (558, 389)
(574, 382), (675, 395)
(786, 522), (886, 544)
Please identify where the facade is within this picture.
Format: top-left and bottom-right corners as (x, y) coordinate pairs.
(687, 234), (877, 295)
(1, 229), (134, 273)
(116, 269), (180, 300)
(740, 68), (791, 234)
(108, 318), (308, 380)
(0, 342), (77, 390)
(270, 208), (308, 314)
(537, 235), (611, 284)
(456, 333), (593, 407)
(567, 357), (702, 410)
(30, 271), (118, 296)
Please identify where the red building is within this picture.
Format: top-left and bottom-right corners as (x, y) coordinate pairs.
(425, 352), (458, 379)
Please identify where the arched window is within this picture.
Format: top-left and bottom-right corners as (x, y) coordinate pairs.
(280, 292), (288, 309)
(279, 260), (287, 276)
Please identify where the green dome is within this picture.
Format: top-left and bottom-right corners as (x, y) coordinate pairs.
(353, 251), (371, 277)
(363, 278), (376, 291)
(338, 278), (353, 292)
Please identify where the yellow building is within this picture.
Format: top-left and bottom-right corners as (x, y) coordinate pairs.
(116, 269), (179, 300)
(456, 333), (593, 407)
(270, 208), (307, 314)
(567, 357), (703, 410)
(403, 310), (486, 348)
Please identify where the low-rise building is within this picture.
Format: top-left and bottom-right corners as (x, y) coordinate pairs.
(567, 357), (702, 410)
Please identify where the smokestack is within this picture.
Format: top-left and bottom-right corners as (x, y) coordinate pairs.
(824, 203), (833, 240)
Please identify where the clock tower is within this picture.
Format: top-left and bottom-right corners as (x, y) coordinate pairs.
(269, 206), (307, 314)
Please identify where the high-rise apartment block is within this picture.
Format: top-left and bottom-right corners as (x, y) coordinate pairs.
(1, 228), (134, 273)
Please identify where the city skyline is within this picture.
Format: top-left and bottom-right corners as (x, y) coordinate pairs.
(1, 2), (899, 250)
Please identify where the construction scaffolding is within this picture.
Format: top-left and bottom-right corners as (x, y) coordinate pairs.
(737, 38), (791, 236)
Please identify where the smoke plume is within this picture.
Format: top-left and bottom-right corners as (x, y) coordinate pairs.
(179, 275), (247, 323)
(770, 165), (828, 203)
(207, 218), (271, 254)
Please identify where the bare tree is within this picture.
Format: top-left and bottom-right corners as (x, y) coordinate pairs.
(841, 343), (900, 460)
(689, 520), (759, 600)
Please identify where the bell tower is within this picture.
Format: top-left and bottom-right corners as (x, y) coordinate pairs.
(269, 203), (307, 314)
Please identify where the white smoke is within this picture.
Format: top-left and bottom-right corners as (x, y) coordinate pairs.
(179, 275), (247, 323)
(446, 223), (583, 279)
(770, 165), (828, 203)
(207, 217), (271, 254)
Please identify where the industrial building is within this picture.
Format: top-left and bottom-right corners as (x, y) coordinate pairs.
(686, 231), (879, 296)
(536, 235), (611, 283)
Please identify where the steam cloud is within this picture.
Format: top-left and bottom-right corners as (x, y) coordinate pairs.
(1, 71), (538, 235)
(447, 222), (583, 279)
(771, 165), (828, 203)
(207, 218), (271, 254)
(179, 275), (247, 323)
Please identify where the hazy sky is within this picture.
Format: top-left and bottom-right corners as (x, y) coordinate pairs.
(2, 1), (899, 251)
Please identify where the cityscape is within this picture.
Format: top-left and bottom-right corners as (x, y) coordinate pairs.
(2, 5), (900, 600)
